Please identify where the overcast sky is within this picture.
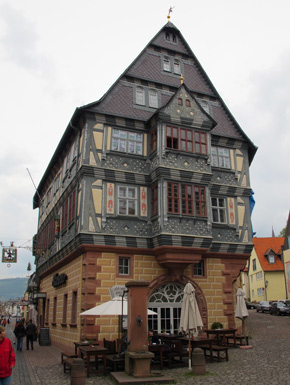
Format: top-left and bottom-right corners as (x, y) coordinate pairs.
(0, 0), (289, 279)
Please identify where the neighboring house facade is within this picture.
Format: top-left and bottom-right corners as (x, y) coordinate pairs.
(32, 20), (257, 352)
(248, 237), (285, 302)
(283, 211), (290, 300)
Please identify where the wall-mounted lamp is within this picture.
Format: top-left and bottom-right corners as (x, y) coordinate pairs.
(136, 315), (143, 326)
(265, 280), (269, 288)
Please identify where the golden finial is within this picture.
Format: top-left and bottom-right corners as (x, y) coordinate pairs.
(180, 73), (183, 84)
(167, 6), (174, 20)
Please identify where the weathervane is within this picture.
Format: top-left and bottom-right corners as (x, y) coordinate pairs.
(167, 6), (174, 21)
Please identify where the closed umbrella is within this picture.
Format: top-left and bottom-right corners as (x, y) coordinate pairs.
(235, 288), (249, 336)
(179, 282), (203, 369)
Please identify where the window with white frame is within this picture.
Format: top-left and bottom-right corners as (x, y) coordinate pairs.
(211, 147), (231, 169)
(135, 87), (159, 109)
(163, 57), (171, 72)
(251, 289), (254, 298)
(112, 129), (143, 155)
(119, 257), (130, 275)
(136, 86), (145, 105)
(173, 60), (181, 74)
(149, 89), (158, 108)
(253, 259), (257, 271)
(267, 251), (275, 264)
(193, 260), (205, 276)
(118, 186), (137, 216)
(211, 197), (227, 223)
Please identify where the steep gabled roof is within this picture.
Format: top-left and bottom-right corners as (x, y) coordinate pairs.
(80, 21), (257, 162)
(253, 237), (285, 272)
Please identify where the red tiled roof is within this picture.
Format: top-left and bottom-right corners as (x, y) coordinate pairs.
(253, 237), (285, 272)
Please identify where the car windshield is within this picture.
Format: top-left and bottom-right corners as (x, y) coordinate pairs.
(277, 302), (286, 308)
(260, 301), (270, 306)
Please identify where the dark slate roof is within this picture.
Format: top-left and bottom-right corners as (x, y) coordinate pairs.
(125, 52), (214, 96)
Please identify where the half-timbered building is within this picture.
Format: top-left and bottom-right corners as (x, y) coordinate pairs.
(33, 20), (257, 351)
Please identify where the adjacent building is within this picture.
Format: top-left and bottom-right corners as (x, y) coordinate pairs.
(32, 20), (257, 351)
(248, 237), (286, 302)
(282, 211), (290, 299)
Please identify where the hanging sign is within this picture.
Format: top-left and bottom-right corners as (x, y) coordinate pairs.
(2, 248), (17, 263)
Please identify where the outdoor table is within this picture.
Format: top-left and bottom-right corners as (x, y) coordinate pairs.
(79, 346), (108, 377)
(180, 336), (216, 360)
(74, 341), (99, 356)
(148, 344), (164, 369)
(204, 328), (237, 347)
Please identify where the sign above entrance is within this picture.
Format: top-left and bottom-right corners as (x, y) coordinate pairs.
(52, 273), (68, 287)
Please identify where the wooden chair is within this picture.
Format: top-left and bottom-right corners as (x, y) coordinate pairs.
(103, 338), (117, 354)
(163, 339), (188, 368)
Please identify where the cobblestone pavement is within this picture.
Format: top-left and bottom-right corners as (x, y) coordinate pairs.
(5, 310), (290, 385)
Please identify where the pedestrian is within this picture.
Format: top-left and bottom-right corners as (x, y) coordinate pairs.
(2, 319), (6, 328)
(0, 325), (15, 385)
(25, 320), (37, 350)
(13, 321), (25, 352)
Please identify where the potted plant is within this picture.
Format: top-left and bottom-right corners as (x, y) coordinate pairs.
(211, 322), (223, 330)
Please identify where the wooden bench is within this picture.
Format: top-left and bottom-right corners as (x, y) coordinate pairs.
(226, 335), (249, 347)
(200, 344), (229, 362)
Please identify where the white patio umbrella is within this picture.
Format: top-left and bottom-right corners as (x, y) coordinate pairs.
(80, 297), (157, 350)
(179, 282), (203, 369)
(80, 297), (157, 316)
(235, 288), (249, 336)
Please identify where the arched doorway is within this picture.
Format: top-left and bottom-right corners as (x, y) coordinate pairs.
(148, 282), (184, 334)
(147, 278), (207, 334)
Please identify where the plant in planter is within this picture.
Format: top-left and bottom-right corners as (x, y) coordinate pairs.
(87, 339), (94, 347)
(211, 322), (223, 330)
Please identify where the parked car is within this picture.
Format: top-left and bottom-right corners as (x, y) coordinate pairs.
(246, 301), (256, 309)
(256, 301), (271, 313)
(269, 301), (290, 316)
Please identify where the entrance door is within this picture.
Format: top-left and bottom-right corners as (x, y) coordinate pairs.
(148, 283), (184, 334)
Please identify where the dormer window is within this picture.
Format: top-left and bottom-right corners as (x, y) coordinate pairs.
(136, 86), (145, 105)
(163, 57), (171, 72)
(185, 99), (191, 107)
(149, 89), (158, 108)
(267, 250), (276, 264)
(164, 32), (178, 44)
(200, 100), (210, 114)
(174, 60), (181, 74)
